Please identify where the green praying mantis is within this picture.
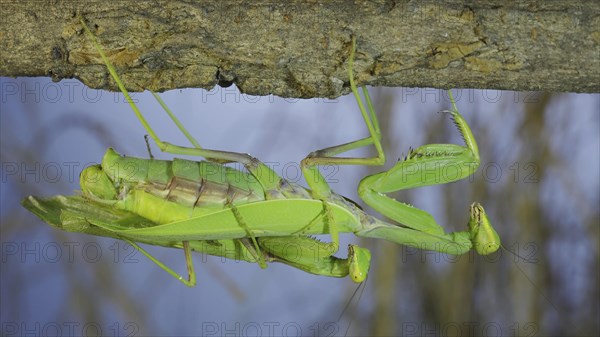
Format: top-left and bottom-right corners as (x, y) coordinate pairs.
(21, 18), (500, 286)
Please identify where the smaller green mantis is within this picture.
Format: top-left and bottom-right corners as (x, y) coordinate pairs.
(22, 17), (500, 286)
(23, 193), (370, 285)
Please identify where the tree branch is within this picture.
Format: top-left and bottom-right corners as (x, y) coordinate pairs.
(1, 1), (598, 97)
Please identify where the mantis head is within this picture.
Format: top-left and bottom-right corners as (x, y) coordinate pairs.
(80, 165), (118, 200)
(468, 203), (500, 255)
(80, 148), (144, 201)
(348, 245), (371, 283)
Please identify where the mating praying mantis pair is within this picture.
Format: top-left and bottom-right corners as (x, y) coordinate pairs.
(22, 18), (500, 286)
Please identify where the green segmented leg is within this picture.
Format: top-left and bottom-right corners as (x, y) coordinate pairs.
(79, 18), (273, 277)
(299, 36), (385, 254)
(228, 202), (267, 268)
(124, 239), (197, 287)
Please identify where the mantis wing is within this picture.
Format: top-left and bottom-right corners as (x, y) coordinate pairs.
(101, 196), (361, 242)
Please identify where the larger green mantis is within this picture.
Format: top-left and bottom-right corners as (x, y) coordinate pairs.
(22, 18), (500, 286)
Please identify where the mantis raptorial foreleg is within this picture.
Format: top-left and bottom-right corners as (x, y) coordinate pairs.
(258, 237), (371, 283)
(355, 96), (498, 254)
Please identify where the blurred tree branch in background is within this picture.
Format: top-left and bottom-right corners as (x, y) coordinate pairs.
(1, 1), (599, 98)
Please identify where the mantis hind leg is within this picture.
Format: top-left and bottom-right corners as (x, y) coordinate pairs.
(124, 239), (197, 287)
(79, 18), (282, 189)
(80, 17), (284, 267)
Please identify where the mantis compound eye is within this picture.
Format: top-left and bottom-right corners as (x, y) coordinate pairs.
(348, 245), (371, 283)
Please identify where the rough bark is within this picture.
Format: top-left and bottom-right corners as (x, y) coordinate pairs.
(1, 1), (598, 98)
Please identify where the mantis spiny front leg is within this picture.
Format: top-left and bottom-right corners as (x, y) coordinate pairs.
(356, 94), (499, 255)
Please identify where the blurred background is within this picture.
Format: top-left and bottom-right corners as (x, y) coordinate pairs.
(1, 76), (598, 336)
